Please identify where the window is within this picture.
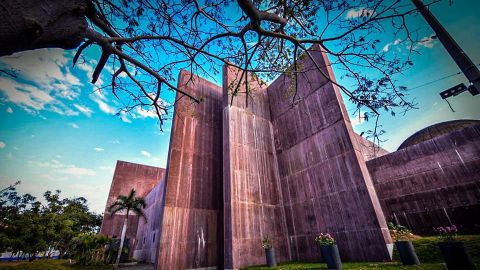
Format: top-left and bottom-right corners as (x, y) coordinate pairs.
(152, 233), (156, 243)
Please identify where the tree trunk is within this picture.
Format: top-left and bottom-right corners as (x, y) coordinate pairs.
(115, 214), (128, 265)
(0, 0), (88, 57)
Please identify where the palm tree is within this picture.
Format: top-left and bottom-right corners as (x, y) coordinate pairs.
(108, 188), (147, 265)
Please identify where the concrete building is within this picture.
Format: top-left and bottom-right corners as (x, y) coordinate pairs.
(101, 45), (480, 269)
(100, 161), (166, 256)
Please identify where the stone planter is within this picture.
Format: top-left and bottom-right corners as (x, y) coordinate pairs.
(265, 248), (276, 267)
(395, 240), (420, 265)
(438, 241), (477, 270)
(321, 245), (342, 269)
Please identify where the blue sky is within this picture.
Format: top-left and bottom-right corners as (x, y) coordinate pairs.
(0, 1), (479, 213)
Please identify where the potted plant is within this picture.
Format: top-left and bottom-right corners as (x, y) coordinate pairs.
(262, 236), (276, 267)
(315, 233), (342, 269)
(388, 223), (420, 265)
(434, 225), (476, 270)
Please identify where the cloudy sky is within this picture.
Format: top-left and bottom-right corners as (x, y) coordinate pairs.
(1, 1), (479, 213)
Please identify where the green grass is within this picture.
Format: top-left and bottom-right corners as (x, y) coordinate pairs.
(400, 235), (480, 263)
(243, 235), (480, 269)
(1, 236), (479, 269)
(0, 260), (112, 270)
(242, 262), (450, 269)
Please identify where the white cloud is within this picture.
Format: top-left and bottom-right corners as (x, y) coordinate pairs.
(0, 77), (54, 113)
(382, 43), (391, 53)
(136, 107), (158, 118)
(350, 115), (365, 127)
(0, 141), (5, 149)
(88, 85), (118, 117)
(91, 96), (116, 115)
(346, 8), (375, 19)
(0, 49), (84, 115)
(417, 34), (437, 49)
(141, 150), (151, 157)
(6, 107), (13, 113)
(28, 159), (96, 177)
(120, 111), (132, 123)
(68, 123), (80, 129)
(99, 165), (114, 171)
(408, 34), (438, 50)
(58, 166), (96, 177)
(94, 147), (104, 152)
(76, 60), (95, 77)
(383, 39), (402, 52)
(28, 160), (51, 167)
(111, 139), (120, 144)
(73, 104), (93, 117)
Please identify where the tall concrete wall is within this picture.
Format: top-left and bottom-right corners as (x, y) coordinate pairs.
(367, 122), (480, 234)
(100, 161), (165, 254)
(267, 45), (392, 262)
(133, 179), (166, 263)
(156, 71), (224, 269)
(223, 66), (290, 269)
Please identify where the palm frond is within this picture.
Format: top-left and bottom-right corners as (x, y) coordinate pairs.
(132, 207), (147, 223)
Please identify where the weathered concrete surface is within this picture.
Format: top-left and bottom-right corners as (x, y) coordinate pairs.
(223, 66), (290, 269)
(367, 121), (480, 234)
(352, 132), (389, 161)
(102, 46), (480, 269)
(268, 45), (392, 262)
(101, 161), (166, 256)
(133, 179), (166, 263)
(156, 70), (224, 269)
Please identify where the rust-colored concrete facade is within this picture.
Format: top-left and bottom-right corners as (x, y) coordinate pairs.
(367, 120), (480, 234)
(156, 71), (224, 269)
(100, 160), (166, 255)
(101, 46), (480, 269)
(132, 180), (166, 263)
(265, 47), (392, 265)
(222, 65), (291, 268)
(221, 46), (392, 269)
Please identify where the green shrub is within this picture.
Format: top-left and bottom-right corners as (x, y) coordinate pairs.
(70, 233), (111, 265)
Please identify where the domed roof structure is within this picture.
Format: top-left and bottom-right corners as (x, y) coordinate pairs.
(397, 119), (480, 150)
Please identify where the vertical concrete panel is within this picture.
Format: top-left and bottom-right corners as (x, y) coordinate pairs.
(100, 161), (165, 256)
(223, 65), (291, 269)
(156, 71), (224, 269)
(268, 45), (392, 262)
(133, 179), (166, 263)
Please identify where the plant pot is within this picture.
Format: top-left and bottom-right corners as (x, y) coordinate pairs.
(395, 240), (420, 265)
(321, 245), (342, 269)
(265, 248), (277, 267)
(438, 241), (477, 270)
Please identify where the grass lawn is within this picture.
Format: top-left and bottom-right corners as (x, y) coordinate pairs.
(0, 260), (112, 270)
(1, 236), (478, 269)
(242, 262), (452, 269)
(243, 235), (480, 269)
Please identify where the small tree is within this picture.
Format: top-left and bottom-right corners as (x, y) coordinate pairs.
(108, 188), (146, 265)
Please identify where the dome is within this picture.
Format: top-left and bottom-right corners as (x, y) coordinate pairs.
(397, 119), (480, 150)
